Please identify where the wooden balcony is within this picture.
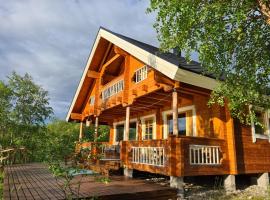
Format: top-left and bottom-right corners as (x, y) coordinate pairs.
(121, 136), (229, 177)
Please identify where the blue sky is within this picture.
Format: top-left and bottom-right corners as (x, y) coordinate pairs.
(0, 0), (158, 119)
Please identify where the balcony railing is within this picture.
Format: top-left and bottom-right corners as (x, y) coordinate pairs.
(102, 79), (124, 101)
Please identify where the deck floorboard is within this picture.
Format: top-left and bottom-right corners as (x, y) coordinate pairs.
(3, 163), (177, 200)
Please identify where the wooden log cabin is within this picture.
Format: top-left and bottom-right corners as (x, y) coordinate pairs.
(66, 27), (270, 193)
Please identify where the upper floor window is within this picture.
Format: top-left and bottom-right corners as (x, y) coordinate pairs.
(102, 79), (124, 100)
(89, 96), (95, 105)
(135, 66), (148, 83)
(251, 108), (270, 142)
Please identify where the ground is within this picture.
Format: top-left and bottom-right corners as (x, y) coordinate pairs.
(146, 177), (270, 200)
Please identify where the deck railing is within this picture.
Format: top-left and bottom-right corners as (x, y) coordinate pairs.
(132, 147), (165, 166)
(76, 141), (120, 161)
(121, 136), (228, 177)
(189, 145), (221, 165)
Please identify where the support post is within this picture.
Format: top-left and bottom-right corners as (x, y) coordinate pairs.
(224, 175), (236, 193)
(257, 172), (269, 190)
(94, 116), (99, 142)
(79, 121), (83, 141)
(124, 106), (130, 141)
(172, 89), (178, 135)
(124, 168), (133, 178)
(170, 176), (184, 199)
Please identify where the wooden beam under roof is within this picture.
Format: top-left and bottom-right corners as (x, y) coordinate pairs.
(87, 70), (100, 78)
(70, 113), (82, 121)
(101, 54), (121, 75)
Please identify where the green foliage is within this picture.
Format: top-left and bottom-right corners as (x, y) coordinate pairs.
(8, 72), (53, 126)
(0, 71), (110, 163)
(48, 161), (83, 200)
(33, 119), (80, 162)
(148, 0), (270, 124)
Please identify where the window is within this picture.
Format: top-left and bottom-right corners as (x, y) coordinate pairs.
(251, 108), (270, 142)
(115, 124), (124, 142)
(254, 111), (266, 135)
(144, 119), (153, 140)
(89, 96), (95, 105)
(135, 66), (148, 83)
(129, 122), (137, 141)
(167, 110), (193, 136)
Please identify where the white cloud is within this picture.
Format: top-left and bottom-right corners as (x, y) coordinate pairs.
(0, 0), (158, 119)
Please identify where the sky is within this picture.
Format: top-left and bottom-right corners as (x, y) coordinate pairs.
(0, 0), (158, 120)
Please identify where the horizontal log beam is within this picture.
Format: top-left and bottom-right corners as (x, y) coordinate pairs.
(87, 70), (100, 78)
(70, 113), (82, 120)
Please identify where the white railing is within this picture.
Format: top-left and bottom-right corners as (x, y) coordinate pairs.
(102, 79), (124, 100)
(89, 96), (95, 105)
(135, 66), (148, 83)
(132, 147), (165, 167)
(189, 145), (221, 165)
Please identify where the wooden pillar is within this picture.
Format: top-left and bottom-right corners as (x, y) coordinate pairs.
(138, 118), (142, 141)
(124, 106), (130, 141)
(94, 116), (99, 142)
(79, 121), (83, 141)
(172, 89), (178, 135)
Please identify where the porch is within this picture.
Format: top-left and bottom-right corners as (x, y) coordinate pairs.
(77, 136), (229, 177)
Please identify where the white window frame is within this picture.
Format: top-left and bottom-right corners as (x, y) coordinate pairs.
(251, 107), (270, 143)
(162, 105), (197, 139)
(141, 114), (156, 140)
(113, 118), (138, 144)
(135, 65), (148, 83)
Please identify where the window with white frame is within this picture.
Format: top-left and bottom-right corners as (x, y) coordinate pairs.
(251, 108), (270, 142)
(135, 66), (148, 83)
(144, 119), (153, 140)
(89, 96), (95, 105)
(102, 80), (124, 100)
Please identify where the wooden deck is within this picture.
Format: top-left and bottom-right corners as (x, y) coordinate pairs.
(3, 163), (177, 200)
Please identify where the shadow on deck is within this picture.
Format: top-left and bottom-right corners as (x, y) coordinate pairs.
(3, 163), (177, 200)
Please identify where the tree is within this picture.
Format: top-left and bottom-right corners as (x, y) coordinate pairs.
(8, 72), (53, 126)
(148, 0), (270, 123)
(0, 81), (12, 145)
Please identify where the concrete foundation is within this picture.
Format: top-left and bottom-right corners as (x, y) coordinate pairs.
(123, 168), (133, 178)
(257, 172), (269, 190)
(170, 176), (184, 199)
(224, 175), (236, 193)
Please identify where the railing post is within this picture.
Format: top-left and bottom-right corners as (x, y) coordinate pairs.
(124, 106), (130, 141)
(172, 89), (178, 135)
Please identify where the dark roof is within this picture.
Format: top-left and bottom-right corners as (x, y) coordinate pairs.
(101, 27), (216, 79)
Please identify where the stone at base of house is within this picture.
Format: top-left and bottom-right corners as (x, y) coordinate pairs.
(170, 176), (184, 199)
(224, 174), (236, 193)
(257, 172), (269, 190)
(123, 168), (133, 178)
